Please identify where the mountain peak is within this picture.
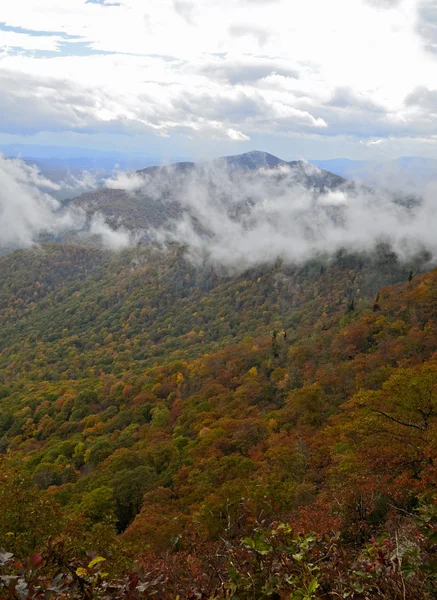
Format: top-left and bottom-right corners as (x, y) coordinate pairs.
(218, 150), (286, 170)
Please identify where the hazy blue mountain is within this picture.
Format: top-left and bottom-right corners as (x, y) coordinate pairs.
(0, 144), (189, 186)
(0, 143), (187, 163)
(311, 157), (437, 192)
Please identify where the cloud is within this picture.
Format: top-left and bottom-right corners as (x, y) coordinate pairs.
(405, 85), (437, 111)
(105, 171), (148, 191)
(360, 138), (384, 146)
(173, 0), (195, 24)
(0, 69), (132, 135)
(328, 87), (385, 113)
(197, 57), (299, 85)
(229, 25), (271, 47)
(0, 65), (246, 139)
(0, 155), (131, 249)
(0, 0), (436, 154)
(0, 50), (433, 151)
(239, 0), (280, 3)
(0, 155), (75, 247)
(86, 0), (121, 6)
(364, 0), (402, 8)
(171, 89), (327, 135)
(416, 0), (437, 55)
(62, 171), (101, 190)
(114, 159), (437, 271)
(88, 213), (130, 248)
(5, 147), (437, 270)
(227, 128), (250, 141)
(0, 30), (63, 51)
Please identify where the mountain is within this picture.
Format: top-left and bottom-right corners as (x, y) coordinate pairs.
(0, 242), (419, 382)
(0, 143), (187, 167)
(311, 156), (437, 192)
(2, 150), (437, 598)
(220, 149), (286, 169)
(63, 151), (348, 235)
(0, 145), (190, 200)
(310, 157), (367, 177)
(0, 240), (436, 597)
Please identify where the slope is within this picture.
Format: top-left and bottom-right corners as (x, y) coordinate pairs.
(0, 242), (419, 384)
(1, 244), (437, 598)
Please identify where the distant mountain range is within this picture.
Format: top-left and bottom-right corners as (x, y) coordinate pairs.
(310, 157), (437, 191)
(0, 143), (187, 165)
(0, 144), (188, 194)
(3, 143), (436, 194)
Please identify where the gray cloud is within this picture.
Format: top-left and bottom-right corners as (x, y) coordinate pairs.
(1, 54), (437, 147)
(328, 87), (386, 113)
(405, 85), (437, 111)
(416, 0), (437, 55)
(0, 70), (151, 136)
(299, 85), (437, 140)
(171, 89), (326, 133)
(198, 59), (299, 84)
(172, 90), (269, 121)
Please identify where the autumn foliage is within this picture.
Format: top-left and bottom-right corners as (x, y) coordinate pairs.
(0, 243), (437, 597)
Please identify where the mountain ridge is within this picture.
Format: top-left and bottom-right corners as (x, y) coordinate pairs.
(64, 150), (348, 236)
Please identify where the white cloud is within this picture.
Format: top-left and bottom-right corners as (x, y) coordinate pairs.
(137, 159), (437, 270)
(0, 155), (75, 247)
(105, 171), (146, 190)
(360, 138), (385, 146)
(0, 31), (63, 51)
(88, 213), (131, 248)
(0, 154), (131, 249)
(0, 0), (437, 154)
(227, 128), (250, 141)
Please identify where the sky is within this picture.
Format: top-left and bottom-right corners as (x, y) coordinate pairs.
(1, 0), (437, 160)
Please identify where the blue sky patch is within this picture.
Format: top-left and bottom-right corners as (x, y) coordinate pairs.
(0, 22), (80, 40)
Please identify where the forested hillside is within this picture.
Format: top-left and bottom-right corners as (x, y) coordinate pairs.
(0, 242), (437, 598)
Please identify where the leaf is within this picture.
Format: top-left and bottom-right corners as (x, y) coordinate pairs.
(30, 553), (43, 568)
(15, 579), (28, 600)
(292, 552), (304, 562)
(88, 556), (106, 569)
(0, 552), (13, 567)
(228, 565), (239, 584)
(254, 540), (273, 555)
(76, 567), (88, 577)
(307, 578), (319, 595)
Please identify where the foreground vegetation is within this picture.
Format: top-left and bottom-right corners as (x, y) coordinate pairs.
(0, 243), (436, 597)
